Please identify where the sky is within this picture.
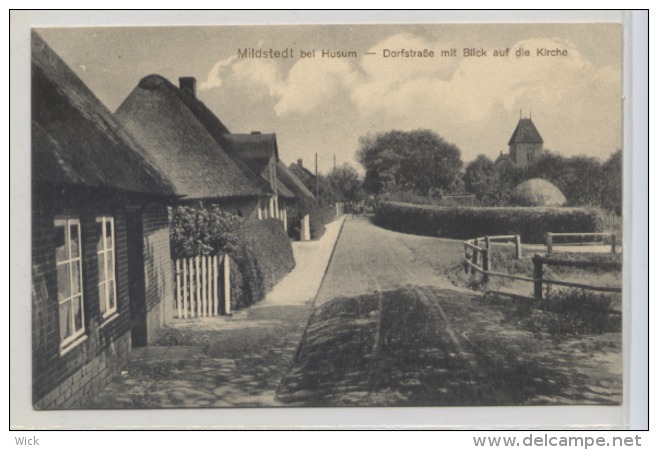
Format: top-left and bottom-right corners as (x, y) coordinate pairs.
(37, 23), (622, 175)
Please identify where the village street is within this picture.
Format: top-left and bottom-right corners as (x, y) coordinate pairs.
(87, 215), (621, 408)
(277, 216), (622, 406)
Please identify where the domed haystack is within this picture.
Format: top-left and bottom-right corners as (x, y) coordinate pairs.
(510, 178), (566, 206)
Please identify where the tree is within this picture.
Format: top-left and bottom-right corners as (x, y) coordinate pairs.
(600, 150), (622, 215)
(356, 129), (463, 196)
(558, 156), (603, 207)
(326, 163), (364, 204)
(463, 155), (497, 203)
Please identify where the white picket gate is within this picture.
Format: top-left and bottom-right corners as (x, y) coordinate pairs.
(174, 254), (231, 319)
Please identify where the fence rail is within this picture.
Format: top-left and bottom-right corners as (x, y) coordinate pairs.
(174, 254), (232, 319)
(546, 232), (618, 255)
(462, 234), (622, 304)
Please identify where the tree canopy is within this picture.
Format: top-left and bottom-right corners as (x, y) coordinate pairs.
(326, 163), (364, 204)
(463, 149), (622, 214)
(357, 129), (463, 197)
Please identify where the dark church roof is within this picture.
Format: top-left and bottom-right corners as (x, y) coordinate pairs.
(508, 118), (544, 145)
(31, 31), (175, 196)
(115, 75), (273, 200)
(494, 152), (511, 165)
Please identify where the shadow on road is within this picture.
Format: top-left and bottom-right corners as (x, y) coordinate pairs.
(277, 285), (621, 407)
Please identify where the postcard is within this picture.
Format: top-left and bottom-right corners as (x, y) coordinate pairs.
(11, 11), (641, 430)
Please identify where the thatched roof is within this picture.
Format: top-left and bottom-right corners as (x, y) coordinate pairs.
(276, 179), (296, 199)
(288, 161), (316, 189)
(178, 87), (231, 137)
(31, 32), (175, 196)
(222, 133), (279, 176)
(277, 161), (315, 200)
(115, 75), (273, 200)
(508, 118), (543, 145)
(176, 88), (280, 197)
(510, 178), (566, 206)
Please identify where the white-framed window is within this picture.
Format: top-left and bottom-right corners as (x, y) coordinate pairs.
(96, 216), (117, 319)
(54, 217), (85, 350)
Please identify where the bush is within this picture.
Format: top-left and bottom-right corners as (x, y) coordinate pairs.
(170, 205), (242, 258)
(538, 288), (621, 337)
(170, 206), (294, 311)
(287, 197), (336, 240)
(374, 201), (605, 244)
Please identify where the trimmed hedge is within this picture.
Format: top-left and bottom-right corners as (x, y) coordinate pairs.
(230, 219), (295, 311)
(374, 201), (605, 244)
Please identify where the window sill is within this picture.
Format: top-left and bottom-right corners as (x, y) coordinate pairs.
(100, 312), (119, 329)
(59, 334), (87, 357)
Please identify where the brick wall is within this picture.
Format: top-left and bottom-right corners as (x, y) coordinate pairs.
(141, 202), (174, 339)
(32, 185), (136, 409)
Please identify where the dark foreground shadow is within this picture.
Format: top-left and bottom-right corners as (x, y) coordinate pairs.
(277, 286), (621, 407)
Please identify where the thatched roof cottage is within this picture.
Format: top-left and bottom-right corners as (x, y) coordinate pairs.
(115, 75), (274, 219)
(276, 161), (315, 200)
(172, 77), (313, 224)
(31, 32), (177, 409)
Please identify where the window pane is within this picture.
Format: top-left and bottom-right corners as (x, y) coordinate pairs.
(70, 223), (80, 258)
(98, 282), (107, 315)
(55, 226), (67, 261)
(108, 282), (116, 310)
(97, 252), (105, 283)
(59, 301), (71, 341)
(72, 296), (83, 332)
(96, 221), (104, 252)
(105, 220), (113, 249)
(71, 261), (81, 295)
(56, 264), (70, 302)
(106, 251), (114, 280)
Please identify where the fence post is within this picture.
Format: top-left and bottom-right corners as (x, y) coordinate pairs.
(611, 234), (617, 254)
(302, 214), (310, 241)
(201, 256), (207, 317)
(482, 249), (489, 283)
(471, 240), (479, 275)
(183, 258), (188, 319)
(213, 255), (219, 316)
(223, 254), (232, 315)
(485, 236), (491, 272)
(533, 255), (543, 302)
(546, 233), (553, 255)
(515, 234), (522, 259)
(195, 256), (201, 317)
(175, 259), (182, 319)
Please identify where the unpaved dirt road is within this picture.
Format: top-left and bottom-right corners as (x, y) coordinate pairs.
(278, 216), (621, 406)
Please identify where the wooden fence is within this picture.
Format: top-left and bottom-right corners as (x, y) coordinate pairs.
(174, 254), (232, 319)
(463, 234), (523, 283)
(546, 232), (618, 255)
(462, 235), (622, 307)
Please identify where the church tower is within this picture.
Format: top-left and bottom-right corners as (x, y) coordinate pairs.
(508, 116), (543, 167)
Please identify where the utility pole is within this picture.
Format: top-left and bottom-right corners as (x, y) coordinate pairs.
(333, 154), (336, 170)
(315, 152), (319, 204)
